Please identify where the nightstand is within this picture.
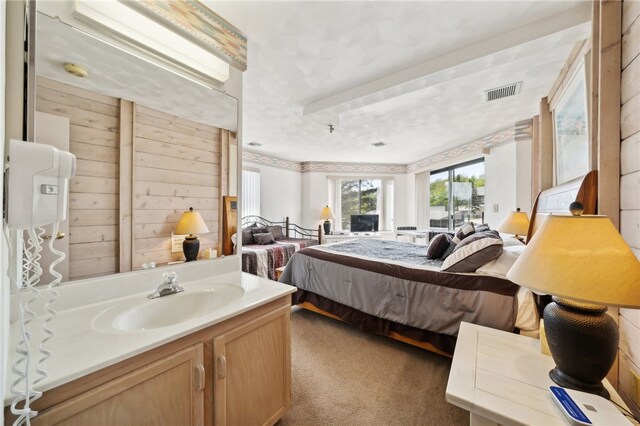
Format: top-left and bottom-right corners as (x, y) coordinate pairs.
(446, 322), (631, 425)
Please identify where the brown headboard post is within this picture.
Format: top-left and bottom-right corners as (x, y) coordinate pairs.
(285, 217), (290, 238)
(317, 225), (323, 244)
(527, 170), (599, 242)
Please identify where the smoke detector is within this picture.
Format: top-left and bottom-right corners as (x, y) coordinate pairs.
(63, 63), (89, 78)
(484, 82), (522, 102)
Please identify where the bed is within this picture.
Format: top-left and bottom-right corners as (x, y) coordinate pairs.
(240, 215), (322, 280)
(280, 171), (598, 356)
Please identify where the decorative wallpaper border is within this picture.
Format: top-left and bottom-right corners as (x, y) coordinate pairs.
(300, 162), (407, 174)
(130, 0), (248, 71)
(406, 121), (532, 172)
(243, 151), (303, 171)
(244, 120), (533, 175)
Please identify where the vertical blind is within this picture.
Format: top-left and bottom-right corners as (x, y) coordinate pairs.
(242, 169), (260, 217)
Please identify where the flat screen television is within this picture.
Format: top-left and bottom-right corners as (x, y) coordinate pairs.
(350, 214), (379, 232)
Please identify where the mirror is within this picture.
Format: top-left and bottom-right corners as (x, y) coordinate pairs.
(31, 7), (239, 282)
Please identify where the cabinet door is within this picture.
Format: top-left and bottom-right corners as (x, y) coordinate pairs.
(213, 305), (291, 426)
(34, 344), (205, 426)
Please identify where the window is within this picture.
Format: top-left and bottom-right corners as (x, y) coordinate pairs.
(328, 178), (394, 231)
(429, 159), (485, 230)
(242, 169), (260, 217)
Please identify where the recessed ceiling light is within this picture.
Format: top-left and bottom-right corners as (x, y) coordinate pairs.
(371, 142), (386, 147)
(248, 142), (262, 147)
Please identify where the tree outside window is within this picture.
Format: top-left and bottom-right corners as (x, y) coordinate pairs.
(340, 179), (380, 230)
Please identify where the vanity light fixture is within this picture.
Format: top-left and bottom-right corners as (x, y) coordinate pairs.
(73, 0), (230, 85)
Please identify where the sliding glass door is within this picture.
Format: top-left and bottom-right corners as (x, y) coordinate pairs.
(429, 159), (485, 230)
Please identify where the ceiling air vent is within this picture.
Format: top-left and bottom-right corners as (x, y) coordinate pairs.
(483, 82), (522, 102)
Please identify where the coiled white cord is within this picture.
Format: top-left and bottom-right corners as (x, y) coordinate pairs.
(5, 227), (41, 426)
(35, 223), (64, 387)
(8, 225), (64, 426)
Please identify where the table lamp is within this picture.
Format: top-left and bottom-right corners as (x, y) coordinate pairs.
(497, 208), (529, 243)
(506, 209), (640, 399)
(320, 205), (335, 235)
(175, 207), (210, 262)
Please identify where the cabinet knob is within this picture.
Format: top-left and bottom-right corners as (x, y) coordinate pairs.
(217, 354), (226, 379)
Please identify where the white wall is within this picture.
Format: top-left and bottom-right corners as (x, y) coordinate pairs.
(244, 161), (303, 226)
(516, 138), (533, 215)
(300, 171), (409, 231)
(484, 143), (518, 228)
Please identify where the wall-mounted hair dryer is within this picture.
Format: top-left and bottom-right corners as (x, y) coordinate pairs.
(6, 139), (76, 230)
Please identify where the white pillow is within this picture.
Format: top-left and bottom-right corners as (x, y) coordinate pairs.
(500, 233), (526, 247)
(476, 245), (526, 278)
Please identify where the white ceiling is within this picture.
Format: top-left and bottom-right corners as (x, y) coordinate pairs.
(207, 1), (592, 164)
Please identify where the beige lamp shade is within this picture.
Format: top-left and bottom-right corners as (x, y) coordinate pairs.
(175, 207), (210, 235)
(506, 215), (640, 308)
(497, 209), (530, 236)
(320, 205), (335, 220)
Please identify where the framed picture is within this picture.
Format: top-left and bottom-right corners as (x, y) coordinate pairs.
(552, 59), (590, 185)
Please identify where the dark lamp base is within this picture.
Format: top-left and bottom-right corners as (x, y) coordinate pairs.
(544, 297), (618, 399)
(183, 235), (200, 262)
(549, 367), (609, 399)
(323, 220), (331, 235)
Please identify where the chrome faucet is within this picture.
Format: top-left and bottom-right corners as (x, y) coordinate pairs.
(148, 271), (184, 299)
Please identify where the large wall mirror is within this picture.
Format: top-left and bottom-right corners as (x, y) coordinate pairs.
(30, 4), (239, 282)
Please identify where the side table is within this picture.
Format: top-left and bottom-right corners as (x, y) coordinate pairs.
(446, 322), (631, 425)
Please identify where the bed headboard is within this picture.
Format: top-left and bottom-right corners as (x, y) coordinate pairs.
(527, 170), (598, 241)
(241, 215), (323, 244)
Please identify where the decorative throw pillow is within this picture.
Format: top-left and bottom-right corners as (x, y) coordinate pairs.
(242, 228), (254, 245)
(253, 232), (276, 245)
(267, 225), (285, 240)
(251, 226), (269, 235)
(452, 222), (475, 244)
(426, 233), (452, 259)
(455, 230), (500, 250)
(442, 233), (504, 273)
(475, 223), (490, 233)
(440, 223), (475, 260)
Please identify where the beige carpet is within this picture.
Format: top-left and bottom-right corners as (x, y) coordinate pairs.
(279, 307), (469, 426)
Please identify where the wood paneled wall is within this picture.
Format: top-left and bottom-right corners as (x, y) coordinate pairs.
(132, 106), (220, 269)
(36, 77), (223, 277)
(619, 0), (640, 415)
(36, 77), (120, 280)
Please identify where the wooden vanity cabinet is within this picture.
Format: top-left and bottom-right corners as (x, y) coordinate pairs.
(213, 304), (291, 426)
(33, 344), (205, 426)
(10, 296), (291, 426)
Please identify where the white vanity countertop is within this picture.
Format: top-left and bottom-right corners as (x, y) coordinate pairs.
(4, 261), (295, 405)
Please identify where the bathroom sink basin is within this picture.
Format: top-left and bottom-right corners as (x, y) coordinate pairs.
(92, 285), (244, 332)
